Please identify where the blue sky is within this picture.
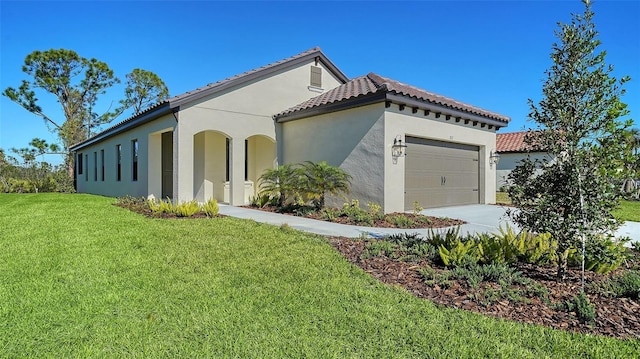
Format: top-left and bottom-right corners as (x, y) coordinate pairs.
(1, 0), (639, 165)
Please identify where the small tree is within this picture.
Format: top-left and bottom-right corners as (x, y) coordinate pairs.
(507, 0), (632, 280)
(257, 164), (303, 208)
(301, 161), (352, 210)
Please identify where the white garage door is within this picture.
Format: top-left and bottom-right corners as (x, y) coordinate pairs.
(404, 137), (479, 209)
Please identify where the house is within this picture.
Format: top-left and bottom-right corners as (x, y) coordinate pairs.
(495, 131), (551, 190)
(70, 47), (510, 213)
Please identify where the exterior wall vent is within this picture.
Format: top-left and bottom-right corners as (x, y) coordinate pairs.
(310, 66), (322, 88)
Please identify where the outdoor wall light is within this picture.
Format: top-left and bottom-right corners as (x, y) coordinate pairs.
(490, 149), (501, 168)
(392, 136), (408, 157)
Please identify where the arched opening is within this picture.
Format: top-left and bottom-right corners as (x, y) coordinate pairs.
(193, 130), (229, 203)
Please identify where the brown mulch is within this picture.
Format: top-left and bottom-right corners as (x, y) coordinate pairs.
(245, 205), (465, 229)
(329, 236), (640, 340)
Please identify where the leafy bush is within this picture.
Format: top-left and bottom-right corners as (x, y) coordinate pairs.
(339, 199), (374, 226)
(249, 193), (278, 208)
(568, 236), (630, 274)
(201, 198), (219, 217)
(588, 270), (640, 299)
(148, 197), (174, 214)
(174, 200), (199, 217)
(386, 214), (415, 228)
(361, 240), (398, 259)
(560, 292), (596, 324)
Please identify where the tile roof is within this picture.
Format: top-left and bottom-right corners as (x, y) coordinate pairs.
(496, 131), (536, 152)
(276, 73), (510, 124)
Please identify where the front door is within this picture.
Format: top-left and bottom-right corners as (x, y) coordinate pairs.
(161, 131), (173, 199)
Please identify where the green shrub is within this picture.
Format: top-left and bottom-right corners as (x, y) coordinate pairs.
(340, 199), (373, 226)
(362, 240), (398, 259)
(418, 265), (452, 288)
(174, 200), (199, 217)
(412, 201), (423, 215)
(588, 270), (640, 299)
(561, 292), (596, 324)
(569, 236), (630, 274)
(386, 214), (415, 228)
(148, 197), (174, 214)
(249, 193), (277, 208)
(367, 201), (383, 219)
(201, 198), (219, 217)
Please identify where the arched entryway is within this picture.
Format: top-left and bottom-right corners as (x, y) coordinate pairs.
(192, 131), (275, 204)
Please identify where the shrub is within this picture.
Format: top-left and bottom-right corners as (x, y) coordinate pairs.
(361, 240), (398, 259)
(588, 270), (640, 299)
(568, 235), (630, 274)
(412, 201), (423, 215)
(340, 199), (374, 226)
(386, 214), (415, 228)
(201, 198), (219, 217)
(174, 200), (199, 217)
(148, 197), (174, 214)
(560, 292), (596, 324)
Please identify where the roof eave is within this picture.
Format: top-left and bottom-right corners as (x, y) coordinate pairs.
(69, 103), (174, 151)
(275, 92), (387, 123)
(386, 93), (510, 129)
(173, 50), (348, 108)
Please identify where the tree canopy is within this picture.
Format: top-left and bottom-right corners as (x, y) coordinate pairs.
(507, 0), (633, 280)
(3, 48), (169, 171)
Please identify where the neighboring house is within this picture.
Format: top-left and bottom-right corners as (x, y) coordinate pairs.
(495, 131), (552, 190)
(70, 47), (510, 213)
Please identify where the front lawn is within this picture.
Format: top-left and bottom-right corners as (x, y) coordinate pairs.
(498, 192), (640, 223)
(0, 193), (637, 357)
(615, 200), (640, 222)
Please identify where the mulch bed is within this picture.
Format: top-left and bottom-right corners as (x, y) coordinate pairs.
(329, 236), (640, 340)
(245, 205), (465, 229)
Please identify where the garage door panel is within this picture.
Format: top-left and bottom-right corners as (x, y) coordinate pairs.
(405, 137), (479, 209)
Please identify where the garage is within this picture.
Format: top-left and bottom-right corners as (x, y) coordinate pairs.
(404, 137), (480, 209)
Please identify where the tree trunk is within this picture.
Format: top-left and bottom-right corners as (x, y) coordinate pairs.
(556, 248), (569, 281)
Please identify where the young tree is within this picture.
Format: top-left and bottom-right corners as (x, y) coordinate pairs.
(301, 161), (352, 210)
(507, 0), (632, 280)
(3, 49), (169, 175)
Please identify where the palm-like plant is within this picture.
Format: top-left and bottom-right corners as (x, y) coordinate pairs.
(301, 161), (352, 210)
(257, 164), (302, 208)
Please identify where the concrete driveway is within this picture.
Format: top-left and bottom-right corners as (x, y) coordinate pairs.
(422, 204), (639, 245)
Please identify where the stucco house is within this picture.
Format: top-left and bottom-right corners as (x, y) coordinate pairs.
(70, 47), (510, 213)
(496, 131), (552, 190)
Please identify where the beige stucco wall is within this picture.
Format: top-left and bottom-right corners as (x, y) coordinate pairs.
(75, 114), (176, 198)
(174, 60), (344, 205)
(280, 103), (387, 208)
(279, 102), (499, 213)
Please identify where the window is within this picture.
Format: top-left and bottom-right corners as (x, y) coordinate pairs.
(132, 139), (138, 181)
(310, 66), (322, 88)
(84, 154), (88, 181)
(93, 152), (97, 181)
(100, 150), (105, 181)
(116, 144), (122, 181)
(77, 153), (83, 175)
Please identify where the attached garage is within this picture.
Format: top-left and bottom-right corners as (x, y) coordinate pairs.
(404, 137), (480, 209)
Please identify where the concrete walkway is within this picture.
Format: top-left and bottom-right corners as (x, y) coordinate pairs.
(219, 204), (639, 244)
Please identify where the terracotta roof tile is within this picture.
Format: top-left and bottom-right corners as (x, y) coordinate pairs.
(276, 73), (510, 123)
(497, 131), (535, 152)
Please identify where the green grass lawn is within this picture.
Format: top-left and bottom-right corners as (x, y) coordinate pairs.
(614, 199), (640, 222)
(498, 192), (640, 223)
(1, 194), (637, 357)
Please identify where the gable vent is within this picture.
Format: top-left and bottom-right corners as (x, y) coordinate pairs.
(310, 66), (322, 88)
